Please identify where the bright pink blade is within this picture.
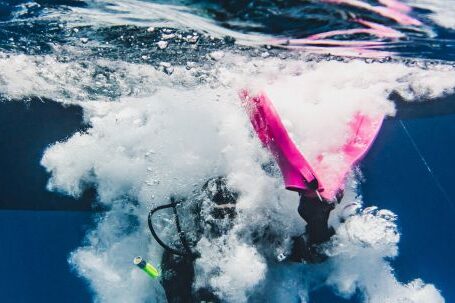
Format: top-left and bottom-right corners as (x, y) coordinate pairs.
(321, 0), (421, 26)
(314, 112), (384, 199)
(378, 0), (412, 13)
(241, 90), (323, 195)
(306, 19), (404, 40)
(241, 90), (384, 201)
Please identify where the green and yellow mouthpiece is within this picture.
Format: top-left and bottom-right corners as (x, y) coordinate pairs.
(133, 256), (160, 279)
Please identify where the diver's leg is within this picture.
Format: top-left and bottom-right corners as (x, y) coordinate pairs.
(160, 252), (196, 303)
(297, 194), (335, 245)
(287, 194), (336, 263)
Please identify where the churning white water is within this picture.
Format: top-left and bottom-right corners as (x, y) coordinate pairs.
(1, 0), (455, 302)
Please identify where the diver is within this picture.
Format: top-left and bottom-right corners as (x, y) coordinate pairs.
(149, 177), (238, 303)
(149, 85), (382, 300)
(240, 87), (384, 261)
(148, 176), (337, 302)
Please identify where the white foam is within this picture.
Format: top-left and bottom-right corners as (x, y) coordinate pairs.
(0, 53), (202, 102)
(324, 207), (444, 303)
(69, 203), (167, 303)
(409, 0), (455, 29)
(1, 50), (452, 302)
(195, 234), (267, 302)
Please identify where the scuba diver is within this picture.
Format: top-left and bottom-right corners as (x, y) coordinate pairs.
(149, 176), (337, 302)
(241, 89), (384, 261)
(148, 89), (384, 301)
(149, 177), (239, 302)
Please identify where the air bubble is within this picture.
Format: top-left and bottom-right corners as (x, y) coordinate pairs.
(162, 33), (175, 40)
(209, 51), (225, 61)
(157, 41), (168, 49)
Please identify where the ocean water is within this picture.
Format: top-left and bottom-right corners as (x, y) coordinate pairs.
(0, 1), (454, 302)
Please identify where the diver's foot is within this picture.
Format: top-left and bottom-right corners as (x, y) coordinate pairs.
(306, 225), (335, 246)
(288, 235), (329, 264)
(306, 244), (329, 263)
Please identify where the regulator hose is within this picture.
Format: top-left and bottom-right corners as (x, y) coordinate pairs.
(147, 197), (194, 257)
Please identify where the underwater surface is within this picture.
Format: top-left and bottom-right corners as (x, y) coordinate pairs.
(0, 0), (455, 302)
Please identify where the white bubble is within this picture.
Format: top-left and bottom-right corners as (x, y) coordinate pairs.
(7, 51), (448, 303)
(157, 40), (168, 49)
(210, 51), (225, 61)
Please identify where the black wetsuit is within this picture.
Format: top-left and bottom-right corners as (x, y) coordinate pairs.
(289, 194), (336, 263)
(159, 177), (237, 303)
(161, 253), (219, 303)
(298, 194), (335, 245)
(158, 179), (337, 301)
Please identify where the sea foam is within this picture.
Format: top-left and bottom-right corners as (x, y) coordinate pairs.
(34, 54), (455, 302)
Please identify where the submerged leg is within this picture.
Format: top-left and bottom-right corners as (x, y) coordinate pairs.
(288, 194), (336, 263)
(298, 194), (335, 245)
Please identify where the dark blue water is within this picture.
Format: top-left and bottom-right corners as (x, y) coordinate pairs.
(362, 114), (455, 302)
(1, 1), (455, 302)
(0, 100), (96, 211)
(0, 100), (95, 302)
(0, 210), (93, 303)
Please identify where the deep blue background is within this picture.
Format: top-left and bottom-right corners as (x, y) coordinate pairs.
(0, 99), (454, 302)
(361, 115), (455, 302)
(0, 101), (95, 302)
(0, 210), (93, 303)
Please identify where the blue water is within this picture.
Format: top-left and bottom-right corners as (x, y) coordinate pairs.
(344, 93), (455, 302)
(0, 210), (93, 303)
(1, 0), (455, 302)
(362, 115), (455, 302)
(0, 100), (94, 302)
(0, 100), (95, 211)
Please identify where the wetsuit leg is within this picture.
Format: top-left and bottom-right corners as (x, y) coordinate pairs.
(161, 252), (195, 303)
(161, 251), (220, 302)
(297, 195), (335, 245)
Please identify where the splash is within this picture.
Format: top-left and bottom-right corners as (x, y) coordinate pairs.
(1, 0), (455, 301)
(408, 0), (455, 29)
(29, 52), (455, 302)
(324, 205), (444, 303)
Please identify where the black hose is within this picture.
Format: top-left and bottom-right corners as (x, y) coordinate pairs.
(171, 200), (193, 257)
(147, 198), (193, 257)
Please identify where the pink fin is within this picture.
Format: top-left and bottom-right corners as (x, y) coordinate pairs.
(312, 112), (384, 199)
(241, 90), (384, 201)
(321, 0), (421, 26)
(241, 90), (323, 195)
(306, 19), (404, 40)
(378, 0), (412, 13)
